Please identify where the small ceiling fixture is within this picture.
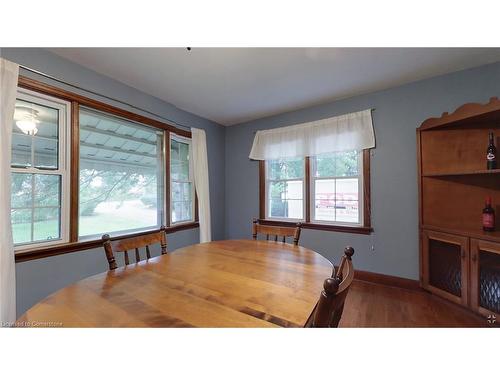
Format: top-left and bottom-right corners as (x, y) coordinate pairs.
(15, 106), (40, 135)
(186, 47), (192, 51)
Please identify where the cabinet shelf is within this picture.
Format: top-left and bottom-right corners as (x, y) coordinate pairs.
(418, 98), (500, 317)
(422, 169), (500, 177)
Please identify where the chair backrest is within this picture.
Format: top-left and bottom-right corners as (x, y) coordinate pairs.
(252, 219), (302, 245)
(304, 247), (355, 328)
(102, 226), (168, 270)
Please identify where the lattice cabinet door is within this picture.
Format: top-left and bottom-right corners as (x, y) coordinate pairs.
(470, 239), (500, 319)
(422, 230), (469, 306)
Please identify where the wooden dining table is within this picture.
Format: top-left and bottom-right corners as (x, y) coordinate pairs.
(17, 239), (333, 327)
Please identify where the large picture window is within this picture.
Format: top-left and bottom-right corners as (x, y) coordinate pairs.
(78, 108), (164, 238)
(260, 150), (371, 233)
(10, 89), (70, 249)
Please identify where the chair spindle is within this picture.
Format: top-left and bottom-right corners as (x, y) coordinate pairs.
(102, 227), (168, 271)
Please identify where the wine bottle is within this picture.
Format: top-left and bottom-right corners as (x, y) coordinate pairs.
(483, 196), (495, 232)
(487, 132), (497, 169)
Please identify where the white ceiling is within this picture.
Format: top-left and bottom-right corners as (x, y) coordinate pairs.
(49, 48), (500, 126)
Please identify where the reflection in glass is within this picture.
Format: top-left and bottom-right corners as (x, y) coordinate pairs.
(78, 108), (163, 237)
(11, 99), (59, 170)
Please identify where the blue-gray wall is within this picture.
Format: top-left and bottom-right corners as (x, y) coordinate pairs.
(0, 48), (226, 316)
(225, 61), (500, 280)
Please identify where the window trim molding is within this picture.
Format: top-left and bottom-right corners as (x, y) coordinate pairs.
(13, 76), (199, 262)
(258, 149), (372, 235)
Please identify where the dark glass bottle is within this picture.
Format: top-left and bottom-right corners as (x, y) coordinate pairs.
(483, 196), (495, 232)
(487, 132), (497, 170)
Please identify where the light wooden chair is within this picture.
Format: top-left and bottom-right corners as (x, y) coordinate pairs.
(304, 247), (355, 328)
(252, 218), (302, 245)
(102, 226), (168, 270)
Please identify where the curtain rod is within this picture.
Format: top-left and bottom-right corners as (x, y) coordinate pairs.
(18, 64), (192, 132)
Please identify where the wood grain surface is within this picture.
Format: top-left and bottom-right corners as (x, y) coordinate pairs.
(17, 240), (333, 327)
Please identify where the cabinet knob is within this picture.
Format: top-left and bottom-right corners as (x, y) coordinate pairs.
(472, 254), (477, 262)
(461, 250), (466, 259)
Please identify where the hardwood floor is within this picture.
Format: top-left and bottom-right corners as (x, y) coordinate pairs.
(340, 280), (490, 327)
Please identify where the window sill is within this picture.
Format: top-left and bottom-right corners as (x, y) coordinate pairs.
(14, 222), (200, 263)
(258, 219), (373, 235)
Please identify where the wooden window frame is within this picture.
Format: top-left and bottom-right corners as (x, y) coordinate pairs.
(258, 150), (372, 235)
(14, 76), (199, 263)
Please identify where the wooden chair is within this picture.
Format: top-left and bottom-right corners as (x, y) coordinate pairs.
(252, 218), (302, 245)
(304, 247), (355, 328)
(102, 226), (168, 270)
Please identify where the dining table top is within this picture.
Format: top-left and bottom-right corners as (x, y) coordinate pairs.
(17, 239), (333, 327)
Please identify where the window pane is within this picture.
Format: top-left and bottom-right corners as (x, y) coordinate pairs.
(335, 200), (359, 223)
(11, 209), (32, 244)
(315, 151), (358, 178)
(171, 139), (190, 181)
(11, 173), (62, 245)
(11, 173), (32, 208)
(172, 181), (182, 201)
(33, 207), (60, 241)
(314, 179), (335, 221)
(182, 201), (193, 221)
(268, 181), (303, 219)
(79, 108), (163, 237)
(336, 178), (358, 201)
(172, 202), (181, 222)
(34, 137), (58, 169)
(34, 174), (61, 206)
(11, 133), (31, 167)
(12, 99), (59, 170)
(171, 182), (193, 224)
(335, 151), (358, 177)
(268, 158), (304, 180)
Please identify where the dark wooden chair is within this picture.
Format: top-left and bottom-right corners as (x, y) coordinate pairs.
(304, 246), (355, 328)
(252, 218), (302, 245)
(102, 226), (168, 270)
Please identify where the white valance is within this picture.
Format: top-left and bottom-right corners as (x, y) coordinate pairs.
(249, 109), (375, 160)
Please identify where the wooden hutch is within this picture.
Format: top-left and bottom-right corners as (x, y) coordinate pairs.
(418, 97), (500, 318)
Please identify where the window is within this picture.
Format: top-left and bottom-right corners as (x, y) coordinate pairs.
(170, 134), (194, 224)
(11, 78), (200, 258)
(10, 89), (71, 249)
(78, 108), (165, 238)
(311, 151), (362, 224)
(260, 150), (371, 232)
(265, 158), (305, 220)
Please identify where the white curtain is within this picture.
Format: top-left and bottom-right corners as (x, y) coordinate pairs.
(249, 109), (375, 160)
(191, 128), (211, 243)
(0, 58), (19, 325)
